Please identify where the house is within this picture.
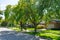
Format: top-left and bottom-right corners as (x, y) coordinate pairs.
(47, 19), (60, 29)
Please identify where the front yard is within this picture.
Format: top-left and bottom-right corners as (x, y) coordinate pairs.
(9, 27), (60, 40)
(26, 30), (60, 40)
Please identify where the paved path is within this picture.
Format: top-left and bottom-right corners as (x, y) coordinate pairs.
(0, 27), (47, 40)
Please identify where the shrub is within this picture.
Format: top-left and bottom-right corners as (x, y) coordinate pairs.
(8, 23), (15, 27)
(1, 21), (8, 27)
(37, 25), (45, 29)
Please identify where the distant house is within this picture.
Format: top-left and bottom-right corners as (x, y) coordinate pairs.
(47, 19), (60, 29)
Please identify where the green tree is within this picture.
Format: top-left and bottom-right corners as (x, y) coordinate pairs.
(4, 5), (12, 21)
(0, 10), (3, 26)
(4, 5), (14, 27)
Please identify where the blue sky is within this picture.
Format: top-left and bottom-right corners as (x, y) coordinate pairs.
(0, 0), (18, 10)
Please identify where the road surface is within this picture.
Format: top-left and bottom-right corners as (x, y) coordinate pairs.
(0, 27), (47, 40)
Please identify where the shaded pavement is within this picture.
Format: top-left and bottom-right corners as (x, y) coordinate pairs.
(0, 27), (47, 40)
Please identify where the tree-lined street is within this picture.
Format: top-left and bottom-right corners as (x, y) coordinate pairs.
(0, 0), (60, 40)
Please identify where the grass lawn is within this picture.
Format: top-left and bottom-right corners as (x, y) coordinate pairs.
(9, 27), (20, 31)
(26, 30), (60, 40)
(9, 27), (34, 32)
(37, 30), (60, 40)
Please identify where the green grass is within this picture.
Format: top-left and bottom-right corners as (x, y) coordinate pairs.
(39, 30), (60, 40)
(9, 27), (34, 32)
(9, 27), (20, 31)
(26, 30), (60, 40)
(27, 28), (34, 30)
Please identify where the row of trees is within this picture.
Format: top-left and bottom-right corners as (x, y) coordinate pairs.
(0, 0), (60, 33)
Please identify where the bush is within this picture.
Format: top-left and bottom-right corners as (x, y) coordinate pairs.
(8, 23), (15, 27)
(1, 21), (8, 27)
(37, 25), (45, 29)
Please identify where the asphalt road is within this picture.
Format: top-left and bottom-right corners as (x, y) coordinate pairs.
(0, 27), (47, 40)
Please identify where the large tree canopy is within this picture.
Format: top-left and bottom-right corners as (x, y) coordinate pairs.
(1, 0), (60, 32)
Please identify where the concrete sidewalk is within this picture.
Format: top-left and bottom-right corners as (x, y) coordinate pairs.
(0, 27), (13, 31)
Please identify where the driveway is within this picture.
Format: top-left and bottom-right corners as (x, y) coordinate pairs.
(0, 27), (47, 40)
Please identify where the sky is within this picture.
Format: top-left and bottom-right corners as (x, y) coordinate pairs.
(0, 0), (19, 10)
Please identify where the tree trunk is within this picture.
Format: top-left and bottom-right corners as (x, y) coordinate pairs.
(20, 21), (23, 31)
(34, 23), (37, 33)
(33, 21), (37, 34)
